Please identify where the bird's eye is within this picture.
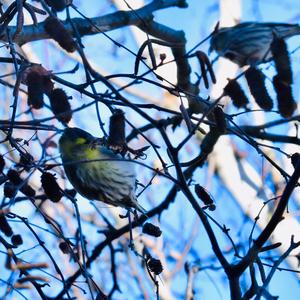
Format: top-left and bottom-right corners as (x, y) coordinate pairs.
(88, 139), (102, 149)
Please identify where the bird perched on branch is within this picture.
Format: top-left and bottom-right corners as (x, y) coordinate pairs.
(209, 22), (300, 66)
(59, 127), (145, 213)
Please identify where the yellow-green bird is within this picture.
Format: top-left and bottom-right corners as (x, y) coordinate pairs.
(59, 127), (145, 213)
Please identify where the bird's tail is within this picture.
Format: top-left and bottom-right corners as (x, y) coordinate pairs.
(274, 23), (300, 39)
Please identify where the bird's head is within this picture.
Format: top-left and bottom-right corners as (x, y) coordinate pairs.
(59, 127), (96, 160)
(209, 29), (230, 54)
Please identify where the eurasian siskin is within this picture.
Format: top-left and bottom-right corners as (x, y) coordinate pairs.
(209, 22), (300, 66)
(59, 127), (145, 213)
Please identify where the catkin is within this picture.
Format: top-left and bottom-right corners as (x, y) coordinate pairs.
(271, 36), (293, 84)
(245, 67), (273, 110)
(44, 17), (76, 53)
(49, 88), (72, 123)
(45, 0), (68, 11)
(224, 79), (249, 108)
(273, 75), (297, 118)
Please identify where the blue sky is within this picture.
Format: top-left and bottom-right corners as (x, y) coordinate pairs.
(1, 0), (300, 299)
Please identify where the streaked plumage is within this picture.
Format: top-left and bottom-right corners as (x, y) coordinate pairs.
(209, 22), (300, 66)
(59, 127), (145, 212)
